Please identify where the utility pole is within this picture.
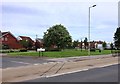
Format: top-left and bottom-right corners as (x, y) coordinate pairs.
(88, 5), (96, 56)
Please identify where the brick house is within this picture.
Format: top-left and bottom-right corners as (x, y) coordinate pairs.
(78, 41), (103, 49)
(0, 31), (23, 49)
(18, 36), (34, 43)
(34, 38), (44, 51)
(35, 38), (44, 48)
(18, 36), (35, 49)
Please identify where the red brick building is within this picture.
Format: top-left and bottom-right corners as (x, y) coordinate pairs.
(78, 41), (103, 49)
(0, 31), (23, 49)
(17, 36), (35, 49)
(18, 36), (34, 44)
(35, 38), (44, 48)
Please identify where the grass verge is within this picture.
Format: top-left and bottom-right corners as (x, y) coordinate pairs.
(8, 49), (112, 58)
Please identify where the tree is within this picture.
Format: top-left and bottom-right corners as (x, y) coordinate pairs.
(73, 40), (79, 48)
(43, 24), (72, 50)
(110, 43), (114, 50)
(102, 41), (107, 49)
(20, 40), (32, 49)
(114, 27), (120, 49)
(84, 37), (88, 49)
(28, 41), (33, 49)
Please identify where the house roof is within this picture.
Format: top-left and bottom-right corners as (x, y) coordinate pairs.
(36, 38), (44, 43)
(19, 36), (34, 43)
(1, 31), (17, 40)
(1, 32), (9, 37)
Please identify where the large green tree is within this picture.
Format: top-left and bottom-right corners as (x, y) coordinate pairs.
(43, 24), (72, 50)
(114, 27), (120, 49)
(73, 40), (79, 48)
(102, 41), (107, 49)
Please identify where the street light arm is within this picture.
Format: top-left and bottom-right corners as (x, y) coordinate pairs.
(92, 5), (96, 7)
(89, 5), (96, 8)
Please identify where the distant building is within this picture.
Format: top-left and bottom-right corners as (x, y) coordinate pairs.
(0, 31), (23, 49)
(97, 44), (103, 50)
(18, 36), (34, 44)
(78, 40), (103, 49)
(35, 38), (44, 48)
(18, 36), (35, 49)
(106, 43), (111, 49)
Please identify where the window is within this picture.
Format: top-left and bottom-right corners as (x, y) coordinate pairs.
(5, 37), (8, 41)
(1, 37), (4, 41)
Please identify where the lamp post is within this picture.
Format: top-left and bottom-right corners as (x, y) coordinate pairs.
(88, 5), (96, 56)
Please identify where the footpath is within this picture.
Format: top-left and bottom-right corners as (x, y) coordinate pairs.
(1, 54), (118, 82)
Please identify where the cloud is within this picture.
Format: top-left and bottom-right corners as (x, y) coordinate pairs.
(2, 3), (49, 16)
(1, 1), (118, 42)
(119, 1), (120, 27)
(2, 0), (119, 3)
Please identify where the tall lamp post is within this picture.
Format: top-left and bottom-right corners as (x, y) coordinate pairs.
(88, 5), (96, 56)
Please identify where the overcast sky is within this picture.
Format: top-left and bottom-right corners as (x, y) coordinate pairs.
(1, 0), (119, 42)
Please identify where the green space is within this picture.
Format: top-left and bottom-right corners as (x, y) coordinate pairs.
(8, 49), (112, 58)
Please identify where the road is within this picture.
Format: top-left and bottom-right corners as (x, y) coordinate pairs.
(2, 56), (55, 69)
(2, 54), (114, 69)
(2, 55), (118, 82)
(25, 64), (119, 82)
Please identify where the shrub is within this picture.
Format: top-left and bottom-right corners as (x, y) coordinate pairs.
(45, 48), (61, 51)
(90, 48), (96, 52)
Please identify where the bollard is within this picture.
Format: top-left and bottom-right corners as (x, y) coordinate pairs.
(39, 51), (40, 57)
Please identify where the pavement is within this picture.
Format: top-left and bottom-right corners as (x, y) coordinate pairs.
(1, 54), (118, 82)
(46, 54), (114, 62)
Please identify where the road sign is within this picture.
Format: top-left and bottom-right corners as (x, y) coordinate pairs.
(37, 48), (45, 57)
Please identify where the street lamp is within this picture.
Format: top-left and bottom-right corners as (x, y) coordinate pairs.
(88, 5), (96, 56)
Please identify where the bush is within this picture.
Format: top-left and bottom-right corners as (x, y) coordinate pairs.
(0, 50), (10, 53)
(2, 44), (9, 49)
(0, 49), (19, 53)
(90, 48), (96, 52)
(45, 48), (61, 51)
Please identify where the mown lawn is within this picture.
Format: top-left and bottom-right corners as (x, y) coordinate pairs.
(8, 49), (112, 58)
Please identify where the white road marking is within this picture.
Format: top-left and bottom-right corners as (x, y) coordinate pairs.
(34, 62), (55, 65)
(34, 64), (39, 65)
(45, 63), (118, 78)
(95, 63), (118, 68)
(11, 61), (31, 65)
(42, 63), (48, 65)
(46, 68), (89, 78)
(49, 62), (56, 64)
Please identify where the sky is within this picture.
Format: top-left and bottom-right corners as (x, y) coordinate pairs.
(0, 0), (119, 42)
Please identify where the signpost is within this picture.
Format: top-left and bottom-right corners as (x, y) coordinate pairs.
(37, 48), (45, 57)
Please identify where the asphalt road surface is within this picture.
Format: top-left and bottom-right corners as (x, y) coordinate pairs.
(25, 64), (119, 82)
(2, 54), (114, 69)
(2, 56), (54, 69)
